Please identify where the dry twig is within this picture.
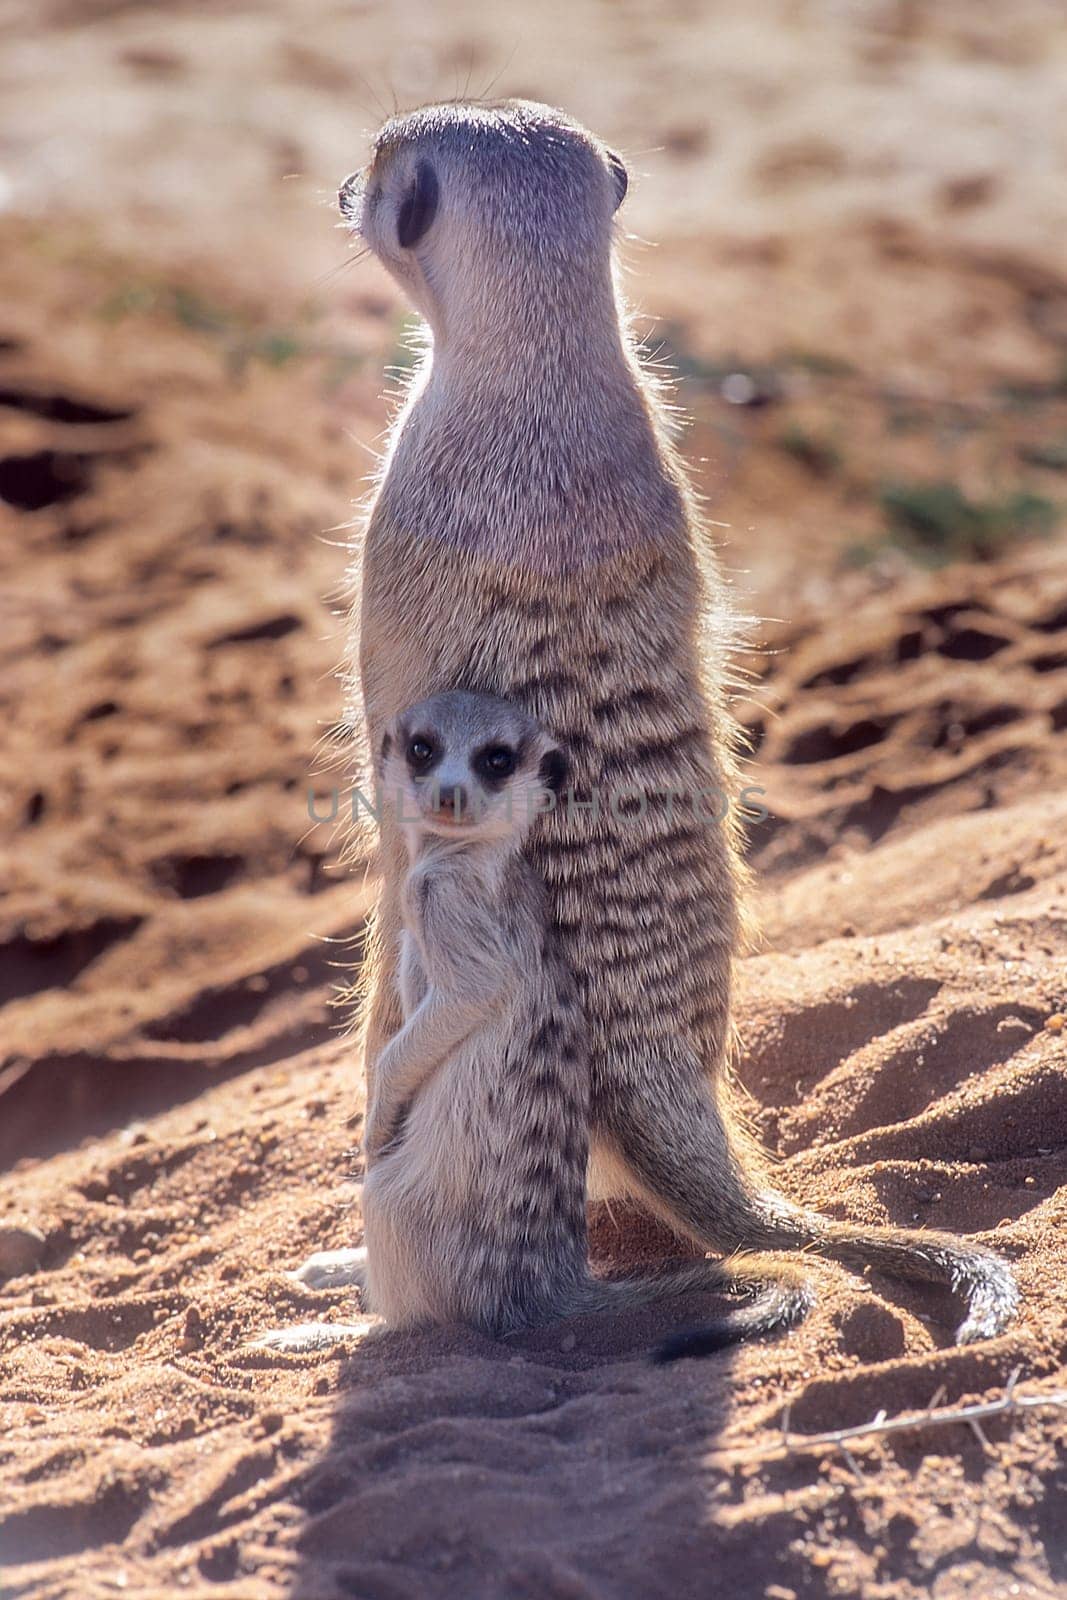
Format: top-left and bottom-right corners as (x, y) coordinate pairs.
(715, 1369), (1067, 1479)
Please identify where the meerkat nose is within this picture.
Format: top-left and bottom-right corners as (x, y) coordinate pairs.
(337, 171), (362, 216)
(435, 783), (468, 818)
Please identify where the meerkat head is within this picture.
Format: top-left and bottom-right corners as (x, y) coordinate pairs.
(337, 100), (628, 337)
(381, 690), (568, 849)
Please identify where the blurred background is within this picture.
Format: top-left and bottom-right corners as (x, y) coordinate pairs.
(3, 0), (1067, 1163)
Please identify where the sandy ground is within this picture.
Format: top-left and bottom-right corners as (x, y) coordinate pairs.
(3, 2), (1067, 1597)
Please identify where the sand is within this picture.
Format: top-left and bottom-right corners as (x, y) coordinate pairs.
(3, 2), (1067, 1595)
(2, 240), (1066, 1599)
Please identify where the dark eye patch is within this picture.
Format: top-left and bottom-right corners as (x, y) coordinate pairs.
(397, 160), (439, 249)
(406, 734), (440, 772)
(474, 744), (517, 787)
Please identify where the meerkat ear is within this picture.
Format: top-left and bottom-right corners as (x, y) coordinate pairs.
(397, 160), (439, 248)
(381, 730), (393, 760)
(606, 149), (628, 212)
(538, 746), (569, 795)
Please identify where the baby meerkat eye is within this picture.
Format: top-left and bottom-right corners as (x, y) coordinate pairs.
(477, 745), (516, 780)
(407, 736), (435, 767)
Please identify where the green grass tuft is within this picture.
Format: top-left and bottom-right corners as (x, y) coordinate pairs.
(775, 425), (842, 477)
(878, 480), (1058, 564)
(1017, 439), (1067, 472)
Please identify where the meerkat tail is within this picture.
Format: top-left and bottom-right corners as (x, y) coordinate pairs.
(709, 1168), (1019, 1345)
(651, 1277), (814, 1365)
(611, 1077), (1017, 1345)
(762, 1207), (1019, 1345)
(562, 1255), (813, 1358)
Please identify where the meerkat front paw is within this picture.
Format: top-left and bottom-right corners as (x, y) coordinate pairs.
(290, 1245), (369, 1291)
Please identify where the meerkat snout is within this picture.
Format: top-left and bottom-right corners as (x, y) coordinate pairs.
(381, 690), (568, 846)
(430, 780), (469, 822)
(337, 169), (364, 220)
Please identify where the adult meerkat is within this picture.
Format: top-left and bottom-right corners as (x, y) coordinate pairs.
(357, 690), (809, 1353)
(309, 100), (1015, 1344)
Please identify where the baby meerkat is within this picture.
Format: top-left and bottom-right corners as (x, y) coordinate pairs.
(360, 690), (810, 1350)
(312, 98), (1016, 1349)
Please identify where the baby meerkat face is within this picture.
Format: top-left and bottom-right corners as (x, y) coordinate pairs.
(338, 100), (628, 321)
(381, 690), (568, 847)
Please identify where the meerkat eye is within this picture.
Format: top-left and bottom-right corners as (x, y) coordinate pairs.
(606, 149), (628, 212)
(407, 736), (435, 767)
(397, 160), (439, 249)
(478, 745), (516, 780)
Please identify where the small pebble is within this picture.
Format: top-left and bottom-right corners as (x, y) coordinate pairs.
(1046, 1013), (1065, 1033)
(0, 1225), (46, 1280)
(180, 1305), (204, 1351)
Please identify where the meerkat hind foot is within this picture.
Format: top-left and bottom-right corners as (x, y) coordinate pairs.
(290, 1246), (369, 1291)
(251, 1318), (379, 1353)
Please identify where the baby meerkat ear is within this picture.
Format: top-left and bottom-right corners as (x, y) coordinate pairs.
(381, 730), (393, 760)
(538, 746), (570, 795)
(397, 160), (439, 248)
(605, 150), (628, 212)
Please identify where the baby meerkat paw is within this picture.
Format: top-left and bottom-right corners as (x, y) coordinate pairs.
(290, 1246), (369, 1291)
(250, 1318), (379, 1353)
